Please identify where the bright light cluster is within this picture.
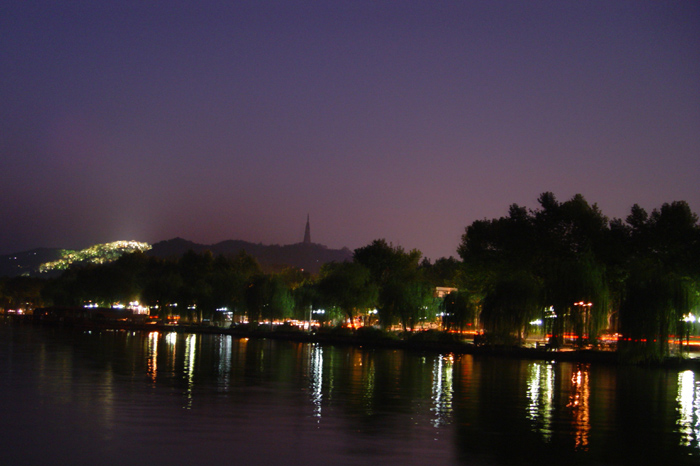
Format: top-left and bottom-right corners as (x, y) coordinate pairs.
(128, 301), (149, 314)
(39, 240), (152, 272)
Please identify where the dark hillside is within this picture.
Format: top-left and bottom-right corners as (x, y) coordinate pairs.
(0, 248), (65, 277)
(148, 238), (352, 274)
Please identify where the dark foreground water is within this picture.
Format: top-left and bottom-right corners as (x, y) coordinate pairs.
(1, 323), (699, 466)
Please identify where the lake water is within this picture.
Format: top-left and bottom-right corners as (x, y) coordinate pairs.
(1, 322), (699, 466)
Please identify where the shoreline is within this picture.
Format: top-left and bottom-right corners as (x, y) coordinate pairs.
(8, 316), (700, 370)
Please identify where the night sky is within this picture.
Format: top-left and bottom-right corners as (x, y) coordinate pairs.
(2, 1), (698, 260)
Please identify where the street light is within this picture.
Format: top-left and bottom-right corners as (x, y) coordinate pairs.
(574, 301), (593, 344)
(682, 313), (696, 352)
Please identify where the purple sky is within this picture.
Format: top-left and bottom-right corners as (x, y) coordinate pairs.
(2, 1), (699, 260)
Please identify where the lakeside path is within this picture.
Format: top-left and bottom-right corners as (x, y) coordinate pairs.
(9, 317), (700, 370)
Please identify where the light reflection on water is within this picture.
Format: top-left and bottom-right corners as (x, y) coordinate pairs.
(2, 325), (700, 465)
(147, 331), (157, 384)
(217, 334), (232, 391)
(431, 354), (454, 427)
(184, 333), (197, 408)
(361, 350), (376, 416)
(566, 363), (591, 451)
(677, 369), (700, 449)
(309, 343), (323, 418)
(526, 361), (555, 441)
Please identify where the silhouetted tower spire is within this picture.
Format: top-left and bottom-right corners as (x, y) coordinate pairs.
(303, 214), (311, 244)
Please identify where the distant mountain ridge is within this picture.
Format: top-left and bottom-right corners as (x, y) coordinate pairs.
(148, 237), (352, 273)
(0, 238), (353, 277)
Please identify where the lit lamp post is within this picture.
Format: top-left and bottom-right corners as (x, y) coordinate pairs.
(574, 301), (593, 346)
(544, 306), (557, 342)
(311, 309), (326, 328)
(682, 313), (696, 354)
(529, 318), (544, 346)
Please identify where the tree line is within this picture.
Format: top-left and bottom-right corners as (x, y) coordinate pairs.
(0, 241), (454, 331)
(2, 192), (698, 361)
(458, 192), (699, 361)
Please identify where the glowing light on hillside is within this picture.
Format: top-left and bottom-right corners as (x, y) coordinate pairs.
(39, 240), (151, 272)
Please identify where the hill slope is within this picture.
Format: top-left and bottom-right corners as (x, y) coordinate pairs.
(0, 248), (66, 277)
(0, 238), (352, 277)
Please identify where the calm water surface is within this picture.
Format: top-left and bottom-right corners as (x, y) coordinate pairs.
(1, 323), (699, 465)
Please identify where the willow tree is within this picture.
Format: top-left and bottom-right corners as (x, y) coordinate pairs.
(245, 274), (293, 326)
(480, 272), (542, 344)
(380, 274), (436, 331)
(317, 261), (378, 329)
(543, 254), (610, 346)
(618, 267), (696, 362)
(442, 290), (477, 332)
(459, 193), (700, 357)
(459, 193), (614, 345)
(617, 201), (700, 362)
(353, 239), (433, 331)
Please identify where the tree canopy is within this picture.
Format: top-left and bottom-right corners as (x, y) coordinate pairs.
(459, 193), (699, 359)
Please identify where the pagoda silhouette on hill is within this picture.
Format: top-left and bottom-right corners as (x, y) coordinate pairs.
(303, 214), (311, 244)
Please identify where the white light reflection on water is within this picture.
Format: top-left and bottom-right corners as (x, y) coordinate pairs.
(360, 351), (376, 416)
(184, 334), (197, 408)
(677, 370), (700, 449)
(526, 361), (555, 441)
(217, 335), (232, 391)
(430, 354), (454, 427)
(308, 343), (324, 419)
(165, 332), (177, 345)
